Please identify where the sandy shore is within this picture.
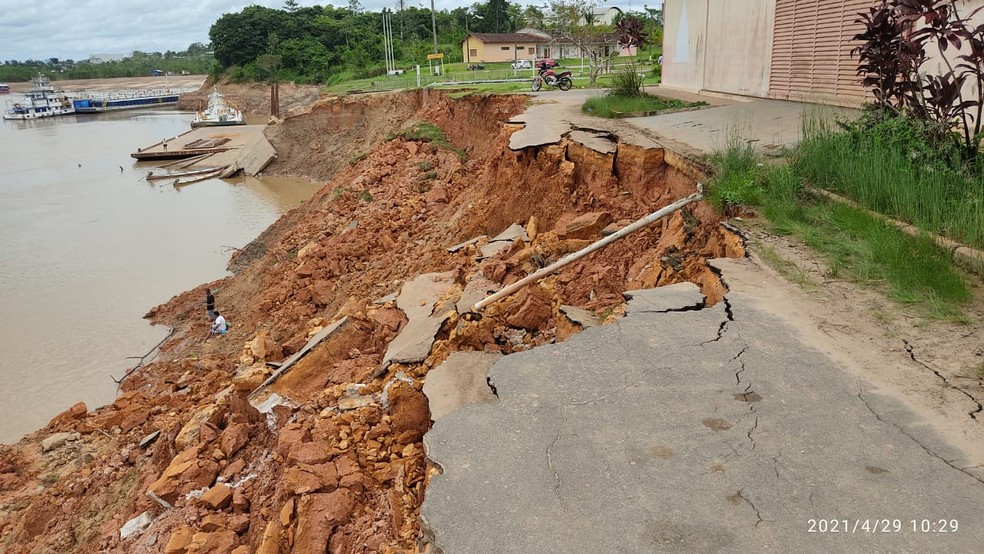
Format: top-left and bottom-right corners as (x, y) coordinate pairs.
(7, 75), (208, 93)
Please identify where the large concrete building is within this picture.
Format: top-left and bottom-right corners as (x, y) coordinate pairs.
(662, 0), (875, 106)
(663, 0), (984, 107)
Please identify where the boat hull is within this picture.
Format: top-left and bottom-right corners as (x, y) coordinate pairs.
(190, 119), (246, 128)
(73, 94), (179, 113)
(3, 106), (75, 120)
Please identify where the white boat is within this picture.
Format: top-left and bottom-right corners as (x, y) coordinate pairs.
(191, 88), (245, 128)
(3, 73), (77, 120)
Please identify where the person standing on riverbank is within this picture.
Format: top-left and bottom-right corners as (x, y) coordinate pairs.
(206, 288), (216, 320)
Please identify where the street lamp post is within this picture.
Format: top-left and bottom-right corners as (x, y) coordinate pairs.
(430, 0), (439, 55)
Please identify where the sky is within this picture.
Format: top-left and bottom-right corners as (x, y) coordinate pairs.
(0, 0), (661, 63)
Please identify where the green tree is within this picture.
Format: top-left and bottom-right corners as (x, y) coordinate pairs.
(548, 0), (616, 84)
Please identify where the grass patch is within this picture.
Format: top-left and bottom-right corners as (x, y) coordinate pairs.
(582, 93), (704, 118)
(708, 131), (972, 321)
(706, 131), (765, 210)
(358, 190), (373, 202)
(795, 111), (984, 250)
(755, 243), (819, 292)
(350, 152), (368, 164)
(391, 121), (466, 161)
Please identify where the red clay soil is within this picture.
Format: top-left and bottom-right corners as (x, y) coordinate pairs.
(0, 90), (743, 554)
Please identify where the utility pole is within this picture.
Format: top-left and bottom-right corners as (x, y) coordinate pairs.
(430, 0), (439, 55)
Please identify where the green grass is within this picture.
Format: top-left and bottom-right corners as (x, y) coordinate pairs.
(706, 132), (765, 209)
(582, 93), (703, 118)
(708, 131), (972, 321)
(391, 121), (466, 161)
(755, 243), (819, 292)
(794, 113), (984, 250)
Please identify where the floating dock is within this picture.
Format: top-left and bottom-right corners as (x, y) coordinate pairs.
(133, 124), (277, 179)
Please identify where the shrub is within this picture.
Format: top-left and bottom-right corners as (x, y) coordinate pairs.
(609, 64), (645, 97)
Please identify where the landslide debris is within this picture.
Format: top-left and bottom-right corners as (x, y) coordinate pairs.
(0, 90), (743, 553)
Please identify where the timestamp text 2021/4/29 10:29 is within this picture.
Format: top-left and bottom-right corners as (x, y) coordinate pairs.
(807, 519), (959, 534)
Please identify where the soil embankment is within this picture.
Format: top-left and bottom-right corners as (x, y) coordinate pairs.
(0, 88), (742, 553)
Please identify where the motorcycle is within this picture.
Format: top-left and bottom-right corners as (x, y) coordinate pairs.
(532, 69), (573, 92)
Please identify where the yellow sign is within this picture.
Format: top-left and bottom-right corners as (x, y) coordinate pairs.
(427, 53), (444, 60)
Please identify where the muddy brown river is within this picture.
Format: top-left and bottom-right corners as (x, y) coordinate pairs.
(0, 105), (321, 443)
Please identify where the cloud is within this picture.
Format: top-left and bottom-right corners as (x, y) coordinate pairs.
(0, 1), (648, 62)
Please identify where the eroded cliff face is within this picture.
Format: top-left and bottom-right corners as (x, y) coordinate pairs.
(0, 90), (742, 554)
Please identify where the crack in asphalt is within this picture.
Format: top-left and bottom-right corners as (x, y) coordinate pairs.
(486, 376), (498, 398)
(732, 346), (750, 387)
(745, 415), (759, 451)
(857, 387), (984, 486)
(546, 411), (566, 495)
(701, 296), (735, 345)
(903, 339), (982, 420)
(737, 489), (765, 527)
(771, 452), (782, 480)
(632, 301), (707, 315)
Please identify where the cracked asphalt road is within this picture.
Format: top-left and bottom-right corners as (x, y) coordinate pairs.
(422, 267), (984, 553)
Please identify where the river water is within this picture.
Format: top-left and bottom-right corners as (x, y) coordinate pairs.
(0, 104), (321, 443)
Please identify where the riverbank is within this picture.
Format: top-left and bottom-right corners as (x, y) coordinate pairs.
(3, 83), (981, 553)
(0, 85), (742, 552)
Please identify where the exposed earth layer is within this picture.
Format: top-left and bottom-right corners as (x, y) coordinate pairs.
(0, 88), (743, 553)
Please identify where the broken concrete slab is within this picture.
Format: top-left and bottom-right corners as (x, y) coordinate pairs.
(251, 392), (289, 414)
(139, 430), (161, 449)
(423, 351), (501, 420)
(559, 305), (598, 327)
(380, 272), (456, 372)
(396, 272), (455, 321)
(490, 223), (529, 244)
(446, 236), (486, 253)
(623, 282), (705, 314)
(372, 292), (398, 305)
(456, 276), (499, 315)
(422, 291), (984, 553)
(478, 240), (513, 260)
(508, 104), (573, 151)
(120, 511), (153, 540)
(569, 129), (617, 155)
(41, 432), (80, 452)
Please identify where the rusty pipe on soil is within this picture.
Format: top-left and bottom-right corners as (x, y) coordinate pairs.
(472, 189), (704, 313)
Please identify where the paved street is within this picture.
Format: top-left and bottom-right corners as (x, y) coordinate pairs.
(422, 266), (984, 553)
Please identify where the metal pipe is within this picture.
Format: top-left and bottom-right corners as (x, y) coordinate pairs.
(472, 190), (704, 312)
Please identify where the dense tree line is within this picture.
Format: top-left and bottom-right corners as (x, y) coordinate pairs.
(0, 44), (214, 82)
(209, 1), (532, 84)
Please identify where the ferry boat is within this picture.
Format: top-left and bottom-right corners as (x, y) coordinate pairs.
(191, 88), (245, 128)
(0, 83), (10, 94)
(72, 90), (180, 113)
(3, 73), (77, 120)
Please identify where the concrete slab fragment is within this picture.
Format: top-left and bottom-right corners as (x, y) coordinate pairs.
(382, 316), (448, 368)
(508, 103), (573, 151)
(623, 282), (705, 314)
(120, 511), (153, 540)
(569, 130), (617, 154)
(423, 351), (501, 420)
(456, 276), (499, 315)
(373, 292), (398, 305)
(478, 240), (513, 260)
(559, 305), (598, 327)
(490, 223), (529, 243)
(422, 295), (984, 553)
(447, 236), (486, 253)
(381, 272), (457, 371)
